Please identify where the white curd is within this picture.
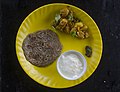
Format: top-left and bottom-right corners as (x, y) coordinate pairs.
(59, 53), (83, 79)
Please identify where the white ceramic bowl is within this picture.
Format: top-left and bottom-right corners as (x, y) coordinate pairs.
(57, 50), (87, 80)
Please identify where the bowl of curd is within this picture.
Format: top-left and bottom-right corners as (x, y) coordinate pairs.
(57, 50), (87, 80)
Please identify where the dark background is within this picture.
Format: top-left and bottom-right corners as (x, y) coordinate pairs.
(1, 0), (120, 92)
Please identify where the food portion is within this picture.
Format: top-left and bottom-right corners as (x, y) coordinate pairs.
(59, 53), (83, 79)
(22, 30), (62, 67)
(52, 7), (89, 39)
(85, 46), (92, 57)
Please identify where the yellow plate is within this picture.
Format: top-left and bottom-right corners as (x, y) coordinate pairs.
(16, 3), (103, 88)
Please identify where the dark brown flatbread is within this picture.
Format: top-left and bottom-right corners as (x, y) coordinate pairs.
(22, 29), (62, 67)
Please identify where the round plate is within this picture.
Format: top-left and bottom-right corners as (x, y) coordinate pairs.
(16, 3), (103, 88)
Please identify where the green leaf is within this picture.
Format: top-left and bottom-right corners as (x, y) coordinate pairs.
(55, 14), (61, 23)
(70, 31), (77, 37)
(68, 13), (73, 21)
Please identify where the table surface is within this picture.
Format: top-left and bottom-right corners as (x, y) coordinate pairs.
(1, 0), (120, 92)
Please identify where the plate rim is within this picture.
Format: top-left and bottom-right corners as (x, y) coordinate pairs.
(16, 3), (103, 88)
